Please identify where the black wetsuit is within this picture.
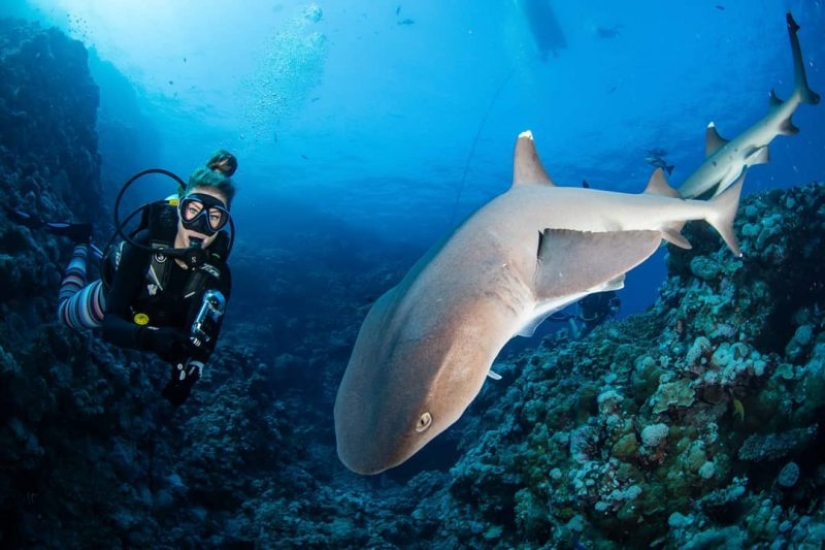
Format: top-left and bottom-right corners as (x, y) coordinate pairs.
(101, 230), (232, 368)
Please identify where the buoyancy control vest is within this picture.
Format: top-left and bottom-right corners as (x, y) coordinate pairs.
(102, 201), (230, 325)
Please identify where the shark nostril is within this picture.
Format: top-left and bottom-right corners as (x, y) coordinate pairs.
(415, 412), (432, 433)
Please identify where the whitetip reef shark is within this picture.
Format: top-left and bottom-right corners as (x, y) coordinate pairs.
(334, 131), (744, 475)
(677, 12), (819, 199)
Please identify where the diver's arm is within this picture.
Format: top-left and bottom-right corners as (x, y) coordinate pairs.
(186, 264), (232, 362)
(162, 265), (232, 407)
(101, 231), (153, 349)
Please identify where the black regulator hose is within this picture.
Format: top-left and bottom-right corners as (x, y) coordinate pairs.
(113, 168), (185, 247)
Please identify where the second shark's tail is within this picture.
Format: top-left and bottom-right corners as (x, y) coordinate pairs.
(787, 12), (820, 107)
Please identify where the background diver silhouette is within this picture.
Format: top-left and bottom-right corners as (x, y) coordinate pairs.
(549, 291), (621, 336)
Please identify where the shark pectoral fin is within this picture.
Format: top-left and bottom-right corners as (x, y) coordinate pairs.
(512, 131), (557, 188)
(643, 169), (681, 198)
(705, 122), (729, 157)
(534, 229), (661, 300)
(599, 275), (626, 292)
(745, 146), (770, 165)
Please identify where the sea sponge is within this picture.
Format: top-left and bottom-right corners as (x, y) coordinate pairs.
(611, 433), (639, 461)
(690, 256), (721, 281)
(651, 379), (695, 414)
(777, 462), (800, 488)
(641, 423), (670, 448)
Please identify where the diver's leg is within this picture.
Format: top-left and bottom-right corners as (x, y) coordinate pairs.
(58, 244), (88, 304)
(56, 244), (106, 329)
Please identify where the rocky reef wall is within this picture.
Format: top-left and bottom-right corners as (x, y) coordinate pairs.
(0, 18), (101, 221)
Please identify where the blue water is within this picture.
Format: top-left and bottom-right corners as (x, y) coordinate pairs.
(9, 0), (821, 320)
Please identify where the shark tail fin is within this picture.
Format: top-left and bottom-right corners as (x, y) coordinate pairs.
(787, 13), (821, 106)
(705, 173), (745, 257)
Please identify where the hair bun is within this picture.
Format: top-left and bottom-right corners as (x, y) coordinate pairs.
(206, 150), (238, 177)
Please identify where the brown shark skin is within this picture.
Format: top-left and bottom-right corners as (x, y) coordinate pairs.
(335, 132), (742, 475)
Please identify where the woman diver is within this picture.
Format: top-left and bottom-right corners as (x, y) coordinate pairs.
(47, 150), (238, 406)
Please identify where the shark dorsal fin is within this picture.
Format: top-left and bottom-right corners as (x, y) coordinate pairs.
(705, 123), (729, 157)
(644, 168), (681, 198)
(512, 130), (556, 188)
(769, 89), (783, 108)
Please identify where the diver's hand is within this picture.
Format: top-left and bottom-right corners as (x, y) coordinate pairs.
(142, 327), (194, 361)
(162, 360), (203, 407)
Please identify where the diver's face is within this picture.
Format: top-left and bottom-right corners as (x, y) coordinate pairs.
(175, 186), (229, 250)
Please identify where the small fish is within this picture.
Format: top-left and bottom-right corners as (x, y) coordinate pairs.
(715, 5), (725, 11)
(733, 398), (745, 421)
(396, 5), (401, 16)
(645, 154), (675, 176)
(397, 18), (414, 25)
(595, 24), (622, 39)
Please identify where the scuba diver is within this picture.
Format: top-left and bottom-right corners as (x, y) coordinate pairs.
(6, 150), (238, 406)
(550, 290), (621, 336)
(577, 291), (621, 332)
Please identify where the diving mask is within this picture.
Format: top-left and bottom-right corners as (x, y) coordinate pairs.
(179, 193), (230, 236)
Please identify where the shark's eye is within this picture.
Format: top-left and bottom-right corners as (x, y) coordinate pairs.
(415, 412), (432, 433)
